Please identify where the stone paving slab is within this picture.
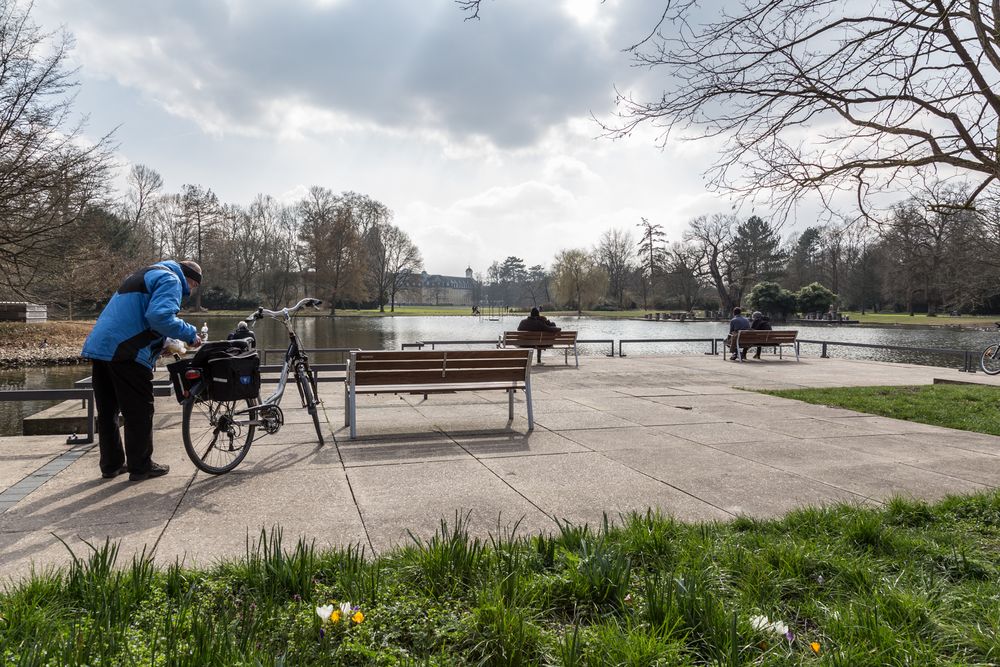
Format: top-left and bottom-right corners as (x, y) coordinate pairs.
(2, 354), (1000, 582)
(348, 459), (556, 553)
(0, 438), (69, 493)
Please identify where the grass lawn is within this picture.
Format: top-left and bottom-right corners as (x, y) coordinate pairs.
(845, 312), (998, 328)
(2, 495), (999, 665)
(763, 384), (1000, 437)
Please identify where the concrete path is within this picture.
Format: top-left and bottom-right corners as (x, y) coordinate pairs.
(2, 354), (999, 582)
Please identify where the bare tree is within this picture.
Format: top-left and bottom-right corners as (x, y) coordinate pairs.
(685, 214), (736, 311)
(367, 223), (423, 312)
(596, 228), (635, 308)
(181, 184), (220, 310)
(122, 164), (163, 257)
(664, 241), (704, 312)
(605, 0), (1000, 214)
(297, 187), (364, 314)
(259, 203), (301, 308)
(0, 0), (115, 296)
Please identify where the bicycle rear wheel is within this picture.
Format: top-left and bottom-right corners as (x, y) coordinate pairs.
(296, 364), (325, 445)
(182, 392), (259, 474)
(982, 344), (1000, 375)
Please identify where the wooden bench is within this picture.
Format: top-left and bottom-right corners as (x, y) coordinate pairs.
(727, 330), (799, 361)
(499, 330), (579, 367)
(345, 349), (534, 439)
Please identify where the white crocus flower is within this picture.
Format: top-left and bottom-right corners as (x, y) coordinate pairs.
(316, 604), (334, 623)
(750, 614), (788, 636)
(339, 601), (353, 617)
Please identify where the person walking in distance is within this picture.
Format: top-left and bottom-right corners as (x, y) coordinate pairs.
(81, 260), (204, 481)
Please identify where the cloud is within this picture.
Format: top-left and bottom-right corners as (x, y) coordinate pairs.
(38, 0), (657, 150)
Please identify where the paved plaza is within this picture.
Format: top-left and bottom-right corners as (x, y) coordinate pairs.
(2, 354), (1000, 582)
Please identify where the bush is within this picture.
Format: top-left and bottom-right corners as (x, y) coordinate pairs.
(796, 282), (837, 315)
(747, 282), (797, 319)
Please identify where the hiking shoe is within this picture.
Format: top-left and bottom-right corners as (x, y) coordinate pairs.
(129, 462), (169, 482)
(101, 465), (128, 479)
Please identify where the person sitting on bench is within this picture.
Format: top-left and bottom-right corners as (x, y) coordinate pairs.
(728, 307), (751, 360)
(517, 307), (560, 363)
(747, 311), (772, 359)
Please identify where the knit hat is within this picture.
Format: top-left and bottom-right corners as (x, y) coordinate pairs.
(179, 260), (202, 284)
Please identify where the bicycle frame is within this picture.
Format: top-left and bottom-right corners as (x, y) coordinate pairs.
(234, 297), (321, 416)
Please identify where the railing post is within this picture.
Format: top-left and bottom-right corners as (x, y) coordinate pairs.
(820, 342), (828, 358)
(619, 341), (626, 357)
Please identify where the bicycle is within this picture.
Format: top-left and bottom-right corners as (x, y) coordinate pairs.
(178, 297), (326, 474)
(981, 322), (1000, 374)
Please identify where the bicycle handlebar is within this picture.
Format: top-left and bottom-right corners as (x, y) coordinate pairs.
(245, 298), (323, 324)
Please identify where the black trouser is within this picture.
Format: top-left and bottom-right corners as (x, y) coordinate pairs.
(91, 360), (155, 475)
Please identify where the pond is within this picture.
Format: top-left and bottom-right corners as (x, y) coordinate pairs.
(2, 314), (997, 436)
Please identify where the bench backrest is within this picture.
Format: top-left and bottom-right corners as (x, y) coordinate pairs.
(502, 330), (578, 346)
(350, 349), (532, 386)
(736, 330), (798, 344)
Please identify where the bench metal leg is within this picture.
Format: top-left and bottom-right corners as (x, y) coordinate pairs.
(525, 380), (534, 431)
(349, 385), (357, 439)
(573, 344), (579, 368)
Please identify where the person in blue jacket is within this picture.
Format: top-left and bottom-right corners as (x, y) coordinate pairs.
(727, 306), (751, 360)
(82, 260), (204, 481)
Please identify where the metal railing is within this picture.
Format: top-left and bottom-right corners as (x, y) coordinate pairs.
(618, 338), (722, 357)
(794, 339), (979, 372)
(0, 389), (95, 445)
(261, 347), (359, 364)
(402, 338), (616, 357)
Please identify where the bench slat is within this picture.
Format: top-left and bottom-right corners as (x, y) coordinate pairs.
(354, 381), (525, 394)
(355, 358), (530, 371)
(503, 331), (577, 344)
(355, 368), (528, 386)
(355, 350), (531, 361)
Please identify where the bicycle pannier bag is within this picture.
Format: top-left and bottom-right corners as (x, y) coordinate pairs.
(206, 350), (261, 401)
(166, 358), (196, 404)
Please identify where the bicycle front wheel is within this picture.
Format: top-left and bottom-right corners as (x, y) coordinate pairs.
(182, 392), (259, 474)
(296, 365), (325, 446)
(982, 344), (1000, 375)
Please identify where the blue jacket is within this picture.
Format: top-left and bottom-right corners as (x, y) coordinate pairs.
(729, 315), (751, 333)
(82, 261), (199, 369)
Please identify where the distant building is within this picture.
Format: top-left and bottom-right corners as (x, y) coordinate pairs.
(0, 302), (46, 322)
(399, 268), (477, 306)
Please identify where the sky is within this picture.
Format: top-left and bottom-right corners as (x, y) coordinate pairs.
(34, 0), (770, 277)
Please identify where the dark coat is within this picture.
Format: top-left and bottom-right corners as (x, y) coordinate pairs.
(751, 318), (772, 331)
(517, 315), (560, 333)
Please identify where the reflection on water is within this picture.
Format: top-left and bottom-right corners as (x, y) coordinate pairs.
(1, 315), (997, 436)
